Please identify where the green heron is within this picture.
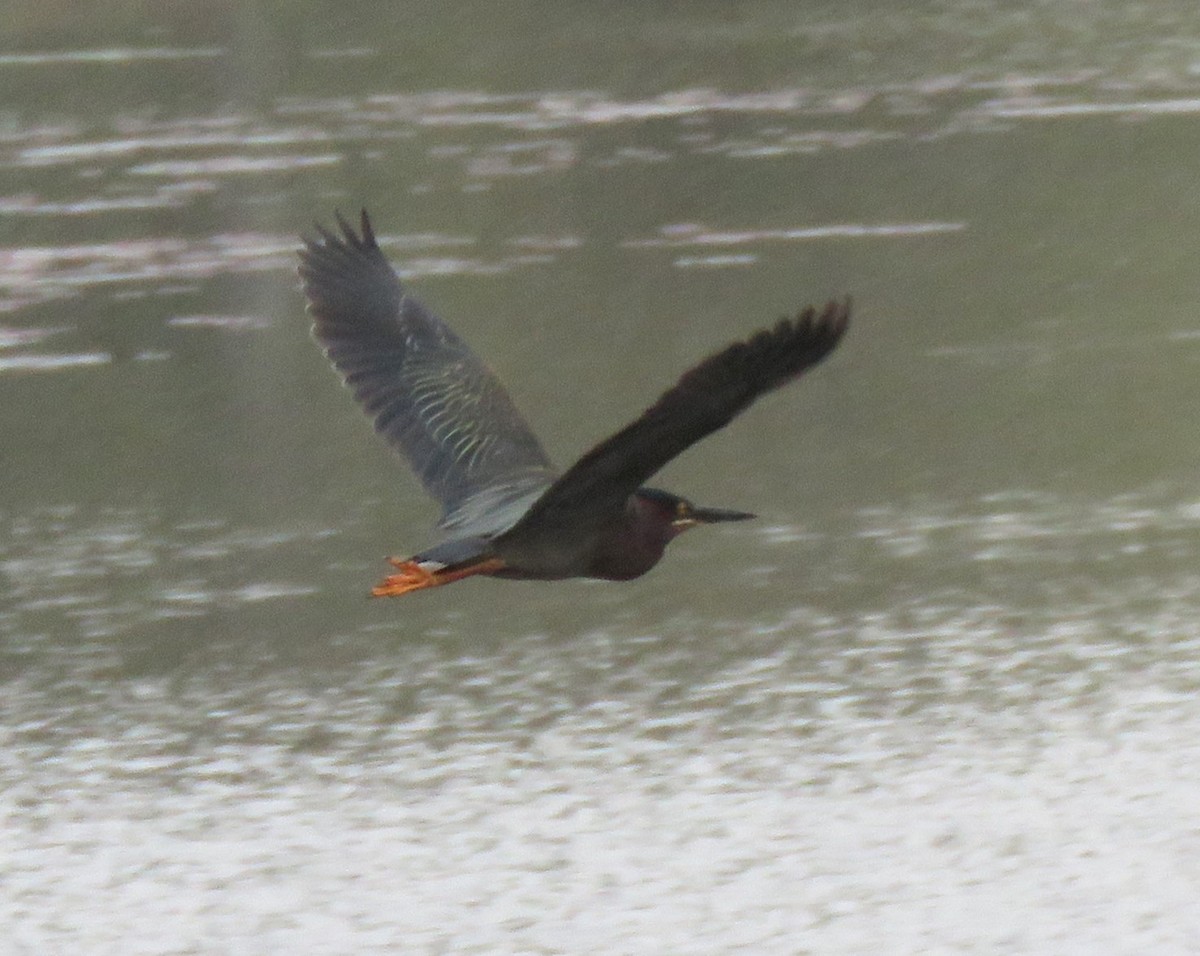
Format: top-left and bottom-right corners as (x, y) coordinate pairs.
(298, 210), (848, 597)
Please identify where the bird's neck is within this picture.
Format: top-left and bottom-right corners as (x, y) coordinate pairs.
(587, 496), (677, 581)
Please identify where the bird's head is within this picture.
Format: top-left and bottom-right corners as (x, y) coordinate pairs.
(634, 487), (755, 539)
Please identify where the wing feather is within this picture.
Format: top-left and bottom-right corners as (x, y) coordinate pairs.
(298, 210), (556, 532)
(506, 300), (849, 537)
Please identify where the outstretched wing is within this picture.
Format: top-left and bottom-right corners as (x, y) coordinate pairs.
(507, 300), (849, 535)
(298, 210), (557, 533)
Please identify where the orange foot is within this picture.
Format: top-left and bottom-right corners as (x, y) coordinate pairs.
(371, 556), (506, 598)
(372, 559), (439, 598)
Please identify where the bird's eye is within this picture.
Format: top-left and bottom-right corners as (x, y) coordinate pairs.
(676, 501), (690, 518)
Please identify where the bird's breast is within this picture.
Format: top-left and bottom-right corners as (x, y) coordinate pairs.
(584, 511), (672, 582)
(493, 504), (670, 582)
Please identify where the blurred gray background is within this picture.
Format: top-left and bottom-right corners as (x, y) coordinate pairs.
(4, 2), (1200, 953)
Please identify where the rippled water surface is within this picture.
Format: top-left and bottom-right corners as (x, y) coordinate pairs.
(5, 3), (1200, 953)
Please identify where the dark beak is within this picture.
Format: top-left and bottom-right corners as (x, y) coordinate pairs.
(688, 505), (756, 524)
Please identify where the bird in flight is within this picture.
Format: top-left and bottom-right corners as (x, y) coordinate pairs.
(298, 210), (848, 597)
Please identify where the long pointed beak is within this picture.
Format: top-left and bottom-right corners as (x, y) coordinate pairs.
(687, 506), (756, 524)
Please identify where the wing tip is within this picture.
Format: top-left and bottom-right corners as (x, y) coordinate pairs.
(792, 295), (851, 336)
(298, 206), (379, 259)
(778, 295), (851, 363)
(359, 208), (376, 247)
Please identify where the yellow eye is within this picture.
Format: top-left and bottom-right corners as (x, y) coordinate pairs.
(676, 501), (691, 519)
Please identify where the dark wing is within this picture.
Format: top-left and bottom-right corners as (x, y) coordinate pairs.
(298, 210), (557, 533)
(507, 300), (849, 535)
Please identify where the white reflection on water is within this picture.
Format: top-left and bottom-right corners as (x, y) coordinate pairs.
(0, 187), (212, 216)
(0, 47), (225, 67)
(0, 351), (110, 372)
(627, 221), (968, 270)
(128, 155), (341, 176)
(1, 508), (327, 641)
(0, 229), (519, 340)
(983, 96), (1200, 118)
(628, 221), (967, 247)
(3, 649), (1200, 953)
(167, 314), (274, 331)
(3, 492), (1200, 952)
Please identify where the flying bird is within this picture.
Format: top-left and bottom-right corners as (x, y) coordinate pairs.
(298, 210), (848, 597)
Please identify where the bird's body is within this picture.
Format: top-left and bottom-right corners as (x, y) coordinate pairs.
(493, 490), (687, 581)
(298, 210), (848, 597)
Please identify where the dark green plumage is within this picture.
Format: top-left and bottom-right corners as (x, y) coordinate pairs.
(298, 209), (849, 596)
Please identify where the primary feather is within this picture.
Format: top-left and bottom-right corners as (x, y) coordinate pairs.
(298, 210), (557, 536)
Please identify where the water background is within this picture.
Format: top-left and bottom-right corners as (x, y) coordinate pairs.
(4, 3), (1200, 953)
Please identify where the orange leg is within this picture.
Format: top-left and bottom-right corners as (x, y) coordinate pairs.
(371, 556), (506, 598)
